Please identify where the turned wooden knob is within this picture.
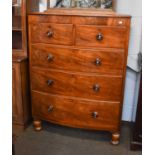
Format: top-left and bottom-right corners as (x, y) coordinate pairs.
(92, 112), (98, 118)
(46, 30), (54, 38)
(47, 79), (54, 86)
(48, 105), (54, 112)
(93, 84), (100, 92)
(47, 54), (54, 62)
(95, 58), (101, 66)
(96, 33), (103, 41)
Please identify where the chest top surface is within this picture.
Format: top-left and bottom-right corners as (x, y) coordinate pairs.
(28, 8), (131, 18)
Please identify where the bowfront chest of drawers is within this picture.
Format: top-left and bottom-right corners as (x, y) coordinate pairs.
(28, 9), (131, 144)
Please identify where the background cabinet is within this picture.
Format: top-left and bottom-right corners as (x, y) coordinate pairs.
(12, 59), (31, 129)
(12, 0), (31, 130)
(12, 0), (27, 56)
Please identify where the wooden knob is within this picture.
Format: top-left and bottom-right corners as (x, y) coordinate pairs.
(47, 54), (54, 62)
(93, 84), (100, 92)
(95, 58), (101, 66)
(47, 79), (54, 86)
(46, 30), (53, 38)
(96, 33), (103, 41)
(48, 105), (54, 112)
(92, 112), (98, 118)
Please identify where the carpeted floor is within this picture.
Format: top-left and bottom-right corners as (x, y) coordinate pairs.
(14, 122), (142, 155)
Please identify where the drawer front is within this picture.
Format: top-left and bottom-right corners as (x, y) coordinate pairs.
(32, 91), (120, 130)
(30, 44), (124, 74)
(28, 15), (72, 24)
(76, 25), (127, 48)
(31, 69), (123, 101)
(73, 17), (128, 27)
(29, 23), (73, 45)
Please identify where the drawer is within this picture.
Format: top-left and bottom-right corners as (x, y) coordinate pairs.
(30, 44), (124, 75)
(76, 25), (127, 48)
(73, 17), (128, 27)
(31, 69), (123, 101)
(32, 91), (121, 130)
(28, 15), (72, 24)
(29, 23), (73, 45)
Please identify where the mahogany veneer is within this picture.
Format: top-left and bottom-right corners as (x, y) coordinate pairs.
(12, 0), (30, 130)
(12, 57), (31, 130)
(28, 9), (131, 144)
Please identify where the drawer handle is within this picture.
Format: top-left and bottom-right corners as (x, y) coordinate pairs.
(95, 58), (101, 66)
(47, 54), (54, 62)
(48, 105), (54, 112)
(47, 79), (54, 86)
(96, 33), (103, 41)
(92, 112), (98, 118)
(93, 84), (100, 92)
(46, 30), (54, 38)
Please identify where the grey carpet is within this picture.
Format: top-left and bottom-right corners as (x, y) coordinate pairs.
(15, 122), (142, 155)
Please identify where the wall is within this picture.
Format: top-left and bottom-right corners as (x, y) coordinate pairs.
(114, 0), (142, 121)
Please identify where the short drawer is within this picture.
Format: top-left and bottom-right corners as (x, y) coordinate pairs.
(31, 69), (123, 101)
(73, 17), (129, 27)
(76, 25), (127, 48)
(30, 44), (124, 75)
(32, 91), (121, 130)
(29, 23), (73, 45)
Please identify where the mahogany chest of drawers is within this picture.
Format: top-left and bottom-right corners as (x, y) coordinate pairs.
(28, 9), (131, 144)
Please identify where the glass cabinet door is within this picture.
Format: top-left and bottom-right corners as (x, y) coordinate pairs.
(27, 0), (53, 13)
(27, 0), (113, 13)
(12, 0), (22, 50)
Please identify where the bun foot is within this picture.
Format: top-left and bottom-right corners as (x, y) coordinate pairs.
(111, 133), (120, 145)
(33, 120), (42, 131)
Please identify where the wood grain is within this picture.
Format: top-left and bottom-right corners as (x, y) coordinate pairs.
(12, 63), (23, 124)
(12, 0), (30, 130)
(30, 44), (124, 75)
(76, 25), (127, 48)
(28, 8), (131, 18)
(12, 59), (31, 128)
(73, 17), (128, 26)
(32, 91), (120, 131)
(29, 23), (74, 45)
(28, 12), (131, 144)
(31, 68), (123, 101)
(28, 15), (72, 24)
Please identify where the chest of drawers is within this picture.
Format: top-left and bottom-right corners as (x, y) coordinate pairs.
(28, 9), (131, 145)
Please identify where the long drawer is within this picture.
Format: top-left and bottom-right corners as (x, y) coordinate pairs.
(32, 91), (120, 131)
(30, 44), (124, 75)
(76, 25), (127, 48)
(31, 68), (123, 101)
(29, 23), (73, 45)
